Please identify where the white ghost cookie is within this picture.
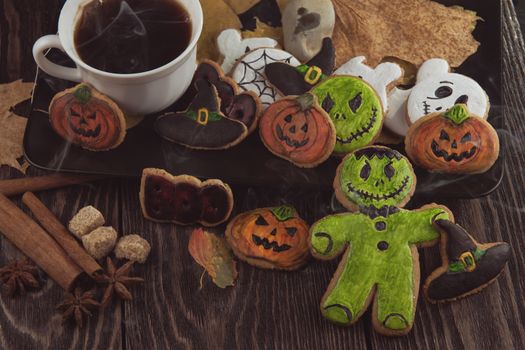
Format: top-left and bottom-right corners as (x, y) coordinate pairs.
(407, 58), (489, 125)
(384, 87), (412, 136)
(217, 29), (278, 74)
(231, 48), (300, 108)
(335, 56), (402, 112)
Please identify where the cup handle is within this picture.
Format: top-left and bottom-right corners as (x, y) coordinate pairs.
(32, 35), (82, 82)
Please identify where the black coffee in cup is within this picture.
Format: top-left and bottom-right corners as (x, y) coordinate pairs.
(74, 0), (192, 74)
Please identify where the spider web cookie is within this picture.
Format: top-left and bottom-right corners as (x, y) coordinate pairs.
(231, 48), (300, 108)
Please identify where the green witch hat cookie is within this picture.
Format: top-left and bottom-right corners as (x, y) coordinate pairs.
(155, 80), (248, 150)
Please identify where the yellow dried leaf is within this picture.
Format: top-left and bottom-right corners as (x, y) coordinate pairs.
(224, 0), (260, 14)
(0, 80), (33, 173)
(332, 0), (480, 68)
(198, 0), (242, 61)
(242, 18), (283, 45)
(188, 228), (238, 289)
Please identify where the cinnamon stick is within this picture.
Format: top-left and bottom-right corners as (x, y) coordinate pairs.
(0, 193), (82, 291)
(0, 173), (102, 197)
(22, 192), (103, 277)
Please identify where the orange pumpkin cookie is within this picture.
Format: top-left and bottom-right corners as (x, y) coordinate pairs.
(225, 206), (310, 270)
(49, 84), (126, 151)
(405, 104), (499, 174)
(259, 93), (336, 168)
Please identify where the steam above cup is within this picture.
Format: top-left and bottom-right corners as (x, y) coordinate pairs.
(33, 0), (203, 115)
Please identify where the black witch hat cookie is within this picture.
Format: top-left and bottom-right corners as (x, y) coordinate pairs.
(155, 80), (248, 150)
(424, 219), (511, 303)
(265, 37), (336, 96)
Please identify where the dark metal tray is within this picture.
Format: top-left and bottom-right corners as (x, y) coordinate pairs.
(24, 0), (503, 199)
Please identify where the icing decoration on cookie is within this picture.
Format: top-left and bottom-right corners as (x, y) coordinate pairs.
(154, 80), (248, 150)
(311, 145), (452, 335)
(384, 87), (412, 136)
(49, 83), (126, 151)
(231, 48), (300, 108)
(217, 29), (278, 74)
(334, 146), (416, 211)
(424, 219), (510, 303)
(226, 205), (310, 270)
(334, 56), (403, 112)
(140, 168), (234, 227)
(259, 93), (336, 168)
(405, 104), (500, 174)
(188, 60), (261, 133)
(265, 37), (335, 96)
(407, 58), (489, 125)
(311, 76), (383, 154)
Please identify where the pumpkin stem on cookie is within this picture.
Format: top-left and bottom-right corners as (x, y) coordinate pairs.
(73, 84), (92, 104)
(270, 205), (296, 221)
(444, 104), (470, 125)
(296, 93), (316, 112)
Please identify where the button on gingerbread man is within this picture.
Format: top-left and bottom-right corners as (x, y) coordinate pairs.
(310, 146), (453, 336)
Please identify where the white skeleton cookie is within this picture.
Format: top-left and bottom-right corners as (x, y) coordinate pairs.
(384, 87), (412, 136)
(407, 58), (489, 125)
(217, 29), (278, 74)
(231, 48), (300, 108)
(335, 56), (402, 112)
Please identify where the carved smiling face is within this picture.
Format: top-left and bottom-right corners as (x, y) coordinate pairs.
(312, 76), (383, 154)
(336, 146), (415, 209)
(225, 206), (310, 270)
(405, 104), (500, 174)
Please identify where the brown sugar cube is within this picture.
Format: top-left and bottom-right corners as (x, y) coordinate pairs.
(69, 206), (105, 239)
(114, 234), (151, 264)
(81, 226), (117, 260)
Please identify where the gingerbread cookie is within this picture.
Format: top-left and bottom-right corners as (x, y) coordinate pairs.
(424, 219), (510, 303)
(140, 168), (233, 227)
(259, 93), (335, 168)
(311, 145), (453, 335)
(265, 37), (335, 96)
(311, 76), (383, 154)
(231, 48), (300, 108)
(189, 60), (261, 133)
(407, 58), (489, 126)
(226, 205), (310, 270)
(154, 80), (248, 150)
(405, 104), (499, 174)
(49, 84), (126, 151)
(217, 29), (278, 74)
(334, 57), (403, 113)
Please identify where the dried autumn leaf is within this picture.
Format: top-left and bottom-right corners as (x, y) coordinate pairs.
(0, 80), (33, 173)
(189, 228), (238, 289)
(242, 18), (283, 46)
(224, 0), (260, 14)
(332, 0), (480, 68)
(198, 0), (242, 61)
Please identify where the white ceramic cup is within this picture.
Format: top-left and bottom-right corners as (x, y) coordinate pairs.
(33, 0), (203, 115)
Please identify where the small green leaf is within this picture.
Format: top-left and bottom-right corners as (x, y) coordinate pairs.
(270, 205), (296, 221)
(73, 84), (92, 104)
(444, 104), (470, 125)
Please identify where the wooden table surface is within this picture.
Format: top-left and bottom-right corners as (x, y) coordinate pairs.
(1, 0), (525, 349)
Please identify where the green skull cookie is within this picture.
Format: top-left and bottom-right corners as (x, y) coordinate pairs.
(334, 146), (416, 210)
(312, 76), (383, 154)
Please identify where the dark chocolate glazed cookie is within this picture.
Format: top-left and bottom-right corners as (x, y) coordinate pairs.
(140, 168), (233, 227)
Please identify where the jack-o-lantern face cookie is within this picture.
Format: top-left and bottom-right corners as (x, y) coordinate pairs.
(405, 104), (500, 174)
(334, 146), (416, 211)
(49, 84), (126, 151)
(424, 219), (510, 303)
(225, 206), (310, 270)
(155, 80), (248, 150)
(140, 168), (234, 227)
(312, 76), (383, 154)
(259, 93), (336, 168)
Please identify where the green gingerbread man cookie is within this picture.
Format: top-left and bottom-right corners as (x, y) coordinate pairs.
(310, 146), (453, 336)
(312, 76), (383, 154)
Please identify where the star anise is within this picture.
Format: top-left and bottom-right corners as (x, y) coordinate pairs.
(56, 288), (100, 328)
(0, 257), (40, 297)
(95, 257), (144, 307)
